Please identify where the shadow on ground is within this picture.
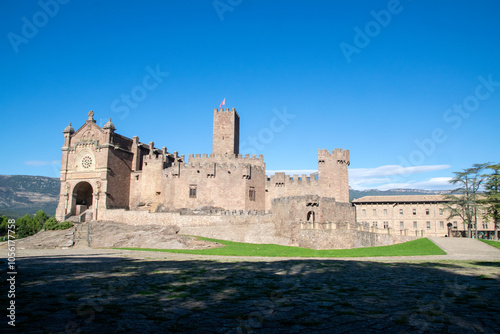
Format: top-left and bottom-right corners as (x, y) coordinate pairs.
(4, 253), (500, 333)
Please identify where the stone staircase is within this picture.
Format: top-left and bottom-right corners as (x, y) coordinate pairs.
(66, 210), (93, 223)
(73, 222), (90, 247)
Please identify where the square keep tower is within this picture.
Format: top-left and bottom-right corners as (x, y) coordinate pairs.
(212, 108), (240, 155)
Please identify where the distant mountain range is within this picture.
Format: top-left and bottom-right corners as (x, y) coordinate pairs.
(0, 175), (59, 218)
(349, 188), (449, 201)
(0, 175), (451, 218)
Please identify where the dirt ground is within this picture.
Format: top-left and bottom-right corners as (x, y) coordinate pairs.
(3, 245), (500, 333)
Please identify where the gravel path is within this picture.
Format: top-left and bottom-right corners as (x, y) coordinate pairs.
(428, 237), (500, 260)
(4, 242), (500, 333)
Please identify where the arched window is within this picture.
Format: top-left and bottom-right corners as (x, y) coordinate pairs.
(307, 211), (315, 223)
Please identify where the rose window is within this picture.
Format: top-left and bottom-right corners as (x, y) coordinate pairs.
(81, 156), (92, 169)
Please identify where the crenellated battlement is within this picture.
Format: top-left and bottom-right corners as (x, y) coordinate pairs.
(166, 160), (265, 176)
(214, 107), (238, 114)
(318, 148), (350, 165)
(143, 154), (164, 161)
(188, 153), (264, 166)
(267, 171), (320, 185)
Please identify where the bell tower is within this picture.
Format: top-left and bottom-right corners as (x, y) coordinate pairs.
(212, 107), (240, 155)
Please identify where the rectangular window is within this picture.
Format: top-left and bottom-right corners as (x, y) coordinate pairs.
(426, 221), (431, 229)
(426, 209), (430, 215)
(383, 209), (387, 216)
(439, 208), (443, 215)
(440, 221), (444, 229)
(453, 221), (458, 229)
(373, 209), (377, 216)
(249, 187), (256, 201)
(413, 209), (417, 215)
(362, 209), (366, 216)
(400, 221), (404, 230)
(373, 221), (378, 228)
(413, 221), (418, 230)
(483, 223), (488, 229)
(383, 221), (389, 229)
(189, 185), (197, 198)
(400, 209), (403, 215)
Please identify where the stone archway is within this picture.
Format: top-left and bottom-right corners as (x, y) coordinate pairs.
(72, 181), (93, 215)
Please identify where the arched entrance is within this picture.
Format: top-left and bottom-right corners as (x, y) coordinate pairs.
(72, 182), (93, 215)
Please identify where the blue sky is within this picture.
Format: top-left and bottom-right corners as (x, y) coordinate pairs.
(1, 0), (499, 190)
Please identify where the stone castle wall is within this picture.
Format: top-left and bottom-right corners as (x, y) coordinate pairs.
(129, 153), (267, 212)
(101, 208), (288, 245)
(298, 229), (419, 250)
(101, 207), (415, 249)
(270, 195), (356, 245)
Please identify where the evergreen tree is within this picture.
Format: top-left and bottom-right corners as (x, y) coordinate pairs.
(16, 214), (35, 238)
(481, 164), (500, 240)
(0, 215), (8, 237)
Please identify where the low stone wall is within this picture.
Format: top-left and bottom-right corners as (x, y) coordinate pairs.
(298, 229), (419, 250)
(102, 209), (419, 249)
(101, 209), (288, 245)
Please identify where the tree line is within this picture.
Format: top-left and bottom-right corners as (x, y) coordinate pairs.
(445, 163), (500, 240)
(0, 210), (73, 240)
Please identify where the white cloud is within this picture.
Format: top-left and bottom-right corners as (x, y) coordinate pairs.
(364, 177), (453, 191)
(25, 160), (61, 166)
(349, 164), (452, 190)
(349, 164), (450, 178)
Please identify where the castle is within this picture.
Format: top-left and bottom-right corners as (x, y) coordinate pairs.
(56, 108), (350, 217)
(55, 109), (418, 249)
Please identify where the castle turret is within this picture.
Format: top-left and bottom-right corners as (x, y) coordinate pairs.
(212, 107), (240, 155)
(318, 149), (350, 203)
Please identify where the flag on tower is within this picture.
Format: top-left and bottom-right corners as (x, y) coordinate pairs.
(219, 98), (226, 108)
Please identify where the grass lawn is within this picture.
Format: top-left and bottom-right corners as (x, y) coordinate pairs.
(479, 239), (500, 250)
(116, 237), (446, 258)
